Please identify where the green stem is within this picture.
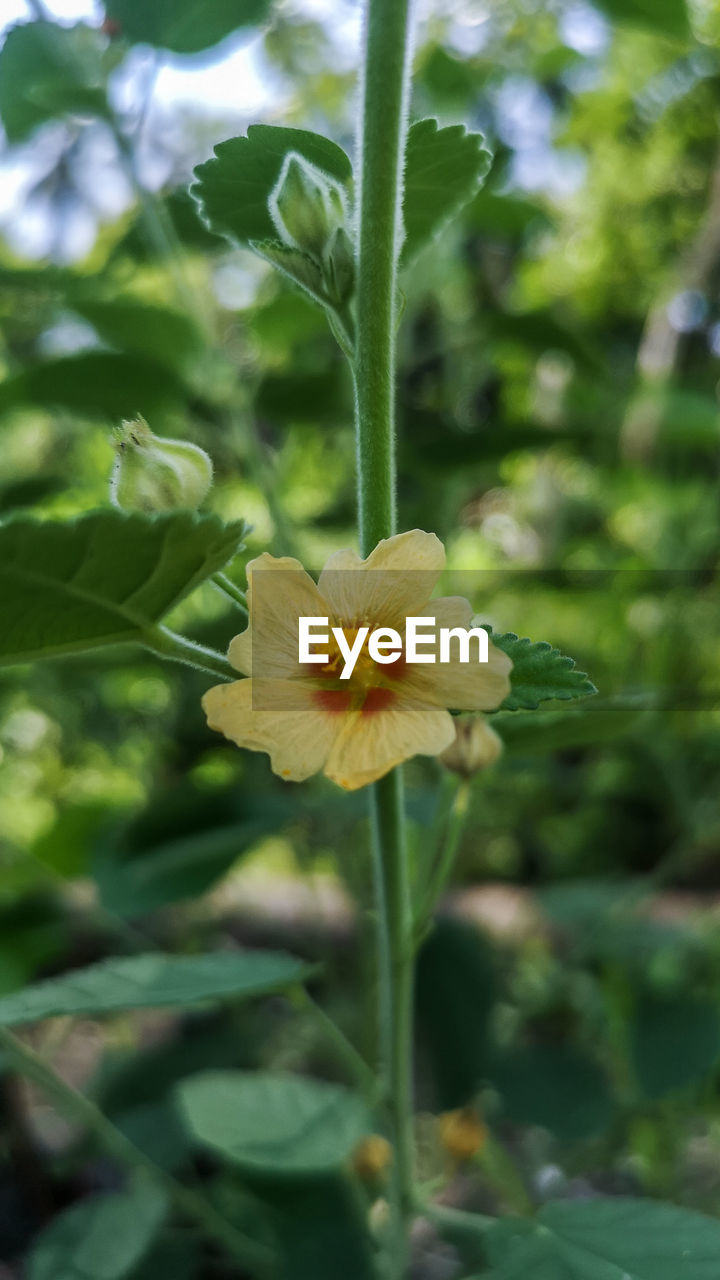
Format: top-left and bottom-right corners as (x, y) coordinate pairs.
(415, 780), (470, 938)
(369, 771), (415, 1269)
(211, 572), (249, 620)
(142, 625), (235, 681)
(354, 0), (414, 554)
(297, 990), (378, 1099)
(354, 0), (416, 1270)
(0, 1027), (273, 1275)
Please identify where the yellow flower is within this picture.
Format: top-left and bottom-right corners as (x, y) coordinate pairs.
(202, 530), (512, 791)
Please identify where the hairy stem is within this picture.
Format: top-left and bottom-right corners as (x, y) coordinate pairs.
(142, 625), (235, 681)
(0, 1027), (273, 1274)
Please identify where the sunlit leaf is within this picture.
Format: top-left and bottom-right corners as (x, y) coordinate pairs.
(0, 21), (109, 142)
(401, 118), (492, 264)
(104, 0), (270, 53)
(192, 125), (352, 248)
(483, 628), (597, 711)
(27, 1179), (167, 1280)
(178, 1071), (370, 1176)
(0, 510), (245, 665)
(0, 950), (312, 1025)
(487, 1197), (720, 1280)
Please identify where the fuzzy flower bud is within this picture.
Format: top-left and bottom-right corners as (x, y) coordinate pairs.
(269, 152), (348, 260)
(110, 417), (213, 514)
(439, 715), (503, 779)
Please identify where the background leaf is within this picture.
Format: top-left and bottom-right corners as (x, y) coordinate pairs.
(191, 125), (352, 248)
(178, 1071), (370, 1176)
(0, 510), (244, 665)
(401, 118), (492, 264)
(0, 352), (189, 419)
(69, 299), (203, 375)
(630, 992), (720, 1101)
(484, 629), (597, 711)
(592, 0), (689, 39)
(27, 1180), (167, 1280)
(0, 21), (109, 143)
(104, 0), (270, 54)
(0, 950), (312, 1025)
(487, 1197), (720, 1280)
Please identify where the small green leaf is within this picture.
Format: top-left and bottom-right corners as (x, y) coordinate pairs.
(104, 0), (269, 53)
(487, 1197), (720, 1280)
(491, 1042), (614, 1142)
(401, 118), (492, 265)
(592, 0), (689, 39)
(191, 125), (352, 249)
(483, 628), (597, 711)
(0, 21), (109, 142)
(0, 950), (312, 1026)
(178, 1071), (370, 1176)
(0, 510), (245, 665)
(27, 1179), (167, 1280)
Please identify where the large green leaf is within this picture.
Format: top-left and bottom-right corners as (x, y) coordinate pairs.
(631, 992), (720, 1101)
(70, 299), (203, 374)
(592, 0), (689, 39)
(0, 950), (311, 1026)
(0, 510), (245, 665)
(483, 628), (597, 711)
(191, 125), (352, 248)
(487, 1197), (720, 1280)
(104, 0), (269, 53)
(178, 1071), (370, 1176)
(261, 1176), (378, 1280)
(0, 352), (189, 420)
(401, 118), (491, 264)
(27, 1179), (167, 1280)
(0, 21), (109, 143)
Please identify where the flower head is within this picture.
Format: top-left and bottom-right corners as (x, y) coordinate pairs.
(202, 530), (511, 791)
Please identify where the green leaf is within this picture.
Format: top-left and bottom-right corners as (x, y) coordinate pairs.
(69, 299), (203, 374)
(27, 1179), (167, 1280)
(0, 950), (312, 1026)
(261, 1176), (378, 1280)
(191, 125), (352, 249)
(631, 992), (720, 1101)
(493, 702), (639, 753)
(401, 118), (492, 265)
(0, 352), (189, 420)
(0, 510), (245, 666)
(491, 1042), (615, 1142)
(0, 21), (109, 143)
(105, 0), (269, 53)
(592, 0), (689, 39)
(483, 628), (597, 712)
(178, 1070), (370, 1177)
(486, 1197), (720, 1280)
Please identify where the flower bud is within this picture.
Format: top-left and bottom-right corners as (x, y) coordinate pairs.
(323, 225), (355, 305)
(110, 417), (213, 513)
(438, 1107), (487, 1163)
(439, 715), (503, 779)
(352, 1134), (393, 1186)
(269, 152), (348, 260)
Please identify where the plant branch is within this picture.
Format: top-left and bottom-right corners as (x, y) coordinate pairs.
(141, 625), (235, 681)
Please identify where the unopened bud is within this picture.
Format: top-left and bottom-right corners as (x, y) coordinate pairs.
(438, 1107), (487, 1163)
(439, 715), (503, 779)
(110, 417), (212, 513)
(269, 152), (348, 259)
(323, 225), (355, 305)
(352, 1134), (392, 1186)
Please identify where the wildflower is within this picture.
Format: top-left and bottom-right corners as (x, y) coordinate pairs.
(202, 530), (512, 791)
(439, 714), (504, 778)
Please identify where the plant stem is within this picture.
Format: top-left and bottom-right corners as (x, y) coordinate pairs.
(0, 1027), (273, 1275)
(369, 771), (415, 1269)
(354, 0), (416, 1270)
(297, 990), (378, 1099)
(142, 625), (235, 681)
(415, 780), (470, 938)
(211, 571), (249, 619)
(354, 0), (414, 554)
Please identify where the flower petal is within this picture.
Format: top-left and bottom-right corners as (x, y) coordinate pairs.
(202, 678), (340, 781)
(318, 530), (444, 627)
(416, 596), (474, 630)
(323, 696), (455, 790)
(228, 553), (328, 678)
(402, 638), (512, 711)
